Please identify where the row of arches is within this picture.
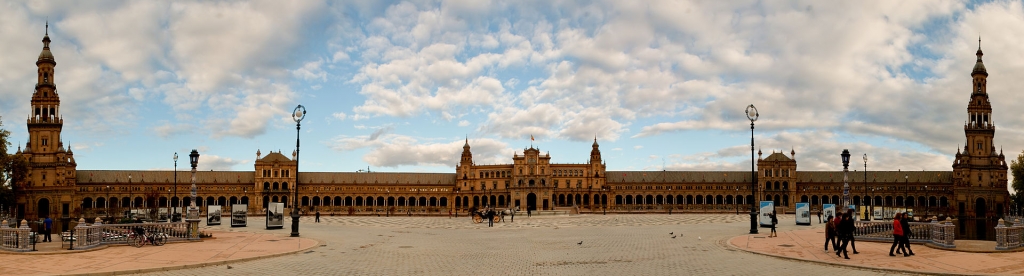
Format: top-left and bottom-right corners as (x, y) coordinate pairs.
(454, 195), (506, 208)
(554, 194), (608, 206)
(614, 194), (753, 205)
(80, 196), (251, 209)
(799, 195), (950, 207)
(272, 196), (449, 208)
(261, 182), (289, 190)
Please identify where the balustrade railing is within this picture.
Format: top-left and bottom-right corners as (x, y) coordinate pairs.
(996, 218), (1024, 250)
(853, 220), (955, 248)
(0, 220), (32, 252)
(0, 218), (200, 251)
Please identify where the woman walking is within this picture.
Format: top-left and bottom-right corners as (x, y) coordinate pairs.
(889, 213), (907, 256)
(769, 212), (778, 237)
(900, 214), (915, 256)
(836, 213), (853, 259)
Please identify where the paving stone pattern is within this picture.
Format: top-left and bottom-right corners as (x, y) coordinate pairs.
(138, 214), (914, 276)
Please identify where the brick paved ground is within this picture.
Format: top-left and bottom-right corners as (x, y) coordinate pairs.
(134, 214), (911, 276)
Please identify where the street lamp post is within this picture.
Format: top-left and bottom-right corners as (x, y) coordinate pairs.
(745, 104), (759, 234)
(128, 174), (132, 218)
(904, 175), (908, 216)
(863, 154), (868, 221)
(173, 152), (178, 222)
(186, 149), (200, 239)
(105, 186), (110, 222)
(925, 185), (929, 218)
(290, 105), (306, 237)
(841, 150), (850, 214)
(385, 190), (389, 217)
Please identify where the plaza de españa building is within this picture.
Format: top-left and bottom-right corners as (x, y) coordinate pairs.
(10, 31), (1009, 240)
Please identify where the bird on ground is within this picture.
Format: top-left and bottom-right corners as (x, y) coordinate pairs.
(578, 241), (583, 245)
(670, 232), (674, 235)
(227, 265), (233, 269)
(698, 236), (702, 240)
(671, 236), (676, 239)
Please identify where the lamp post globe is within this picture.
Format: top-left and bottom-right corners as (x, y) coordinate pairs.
(745, 104), (758, 234)
(290, 104), (306, 237)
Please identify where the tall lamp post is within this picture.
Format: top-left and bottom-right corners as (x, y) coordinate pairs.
(904, 175), (908, 216)
(186, 149), (200, 239)
(173, 152), (178, 222)
(924, 185), (929, 218)
(863, 154), (868, 221)
(841, 150), (851, 215)
(745, 104), (759, 234)
(128, 174), (132, 217)
(290, 105), (306, 237)
(105, 186), (110, 222)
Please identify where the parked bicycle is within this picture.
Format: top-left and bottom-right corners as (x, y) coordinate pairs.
(127, 227), (167, 247)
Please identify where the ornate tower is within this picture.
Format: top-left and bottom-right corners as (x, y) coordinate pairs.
(457, 138), (473, 190)
(589, 138), (606, 189)
(951, 40), (1009, 240)
(18, 24), (78, 221)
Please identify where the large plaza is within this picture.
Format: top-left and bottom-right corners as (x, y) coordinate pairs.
(132, 214), (910, 276)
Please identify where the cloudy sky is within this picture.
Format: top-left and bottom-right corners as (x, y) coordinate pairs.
(1, 0), (1022, 192)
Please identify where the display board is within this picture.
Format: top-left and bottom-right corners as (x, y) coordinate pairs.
(822, 204), (836, 221)
(267, 202), (284, 229)
(795, 202), (811, 225)
(848, 204), (857, 220)
(231, 204), (247, 227)
(207, 205), (222, 225)
(759, 201), (775, 227)
(873, 207), (883, 220)
(858, 206), (871, 221)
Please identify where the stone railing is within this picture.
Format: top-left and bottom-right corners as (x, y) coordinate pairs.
(996, 218), (1023, 250)
(68, 218), (198, 250)
(931, 220), (956, 248)
(853, 219), (955, 248)
(0, 220), (32, 252)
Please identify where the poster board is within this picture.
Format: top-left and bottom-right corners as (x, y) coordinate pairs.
(759, 201), (774, 227)
(231, 204), (247, 227)
(267, 202), (284, 229)
(858, 206), (871, 221)
(822, 204), (836, 221)
(207, 205), (222, 225)
(848, 205), (857, 220)
(873, 207), (883, 220)
(795, 202), (811, 225)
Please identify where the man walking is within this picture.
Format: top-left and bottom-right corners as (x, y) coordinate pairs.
(817, 209), (822, 224)
(42, 216), (53, 242)
(315, 210), (320, 223)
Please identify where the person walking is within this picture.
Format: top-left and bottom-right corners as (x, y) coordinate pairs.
(836, 213), (853, 259)
(42, 217), (53, 242)
(510, 208), (515, 222)
(769, 212), (778, 237)
(315, 210), (320, 223)
(817, 209), (822, 224)
(845, 210), (859, 254)
(890, 213), (907, 256)
(900, 214), (915, 256)
(527, 208), (532, 218)
(824, 215), (837, 252)
(487, 208), (495, 227)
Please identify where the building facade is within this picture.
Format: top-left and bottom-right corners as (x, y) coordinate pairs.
(11, 31), (1008, 240)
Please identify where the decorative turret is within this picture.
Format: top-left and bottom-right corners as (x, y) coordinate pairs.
(589, 137), (601, 164)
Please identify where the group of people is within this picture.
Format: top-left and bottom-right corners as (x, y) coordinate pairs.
(823, 209), (858, 259)
(890, 212), (915, 257)
(820, 210), (917, 259)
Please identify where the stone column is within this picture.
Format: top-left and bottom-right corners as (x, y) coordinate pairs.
(18, 219), (30, 250)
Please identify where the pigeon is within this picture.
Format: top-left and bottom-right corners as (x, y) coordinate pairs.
(670, 232), (674, 235)
(227, 265), (233, 269)
(578, 241), (583, 245)
(698, 236), (702, 240)
(671, 236), (676, 239)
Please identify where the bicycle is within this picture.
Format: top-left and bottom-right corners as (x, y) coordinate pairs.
(128, 227), (167, 247)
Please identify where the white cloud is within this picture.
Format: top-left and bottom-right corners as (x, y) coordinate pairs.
(457, 120), (469, 127)
(332, 112), (347, 121)
(292, 59), (327, 82)
(198, 154), (248, 171)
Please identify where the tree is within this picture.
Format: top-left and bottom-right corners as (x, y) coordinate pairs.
(0, 117), (17, 215)
(1010, 150), (1024, 215)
